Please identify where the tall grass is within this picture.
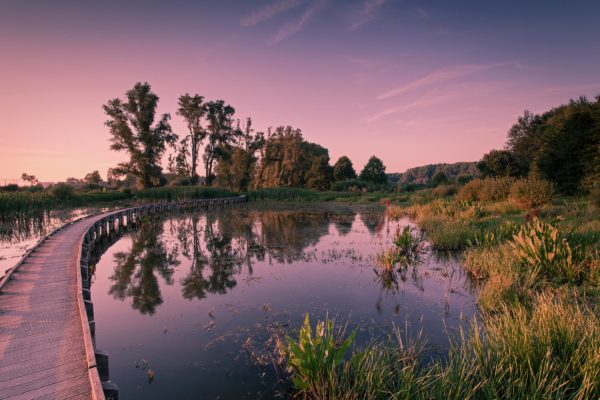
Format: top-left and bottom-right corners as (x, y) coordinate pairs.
(0, 186), (237, 215)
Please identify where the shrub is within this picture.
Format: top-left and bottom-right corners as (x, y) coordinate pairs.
(431, 184), (457, 198)
(456, 178), (483, 201)
(50, 183), (76, 200)
(477, 177), (514, 201)
(509, 177), (555, 209)
(456, 177), (513, 202)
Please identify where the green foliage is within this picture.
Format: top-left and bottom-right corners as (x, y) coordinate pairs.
(203, 100), (240, 186)
(176, 93), (207, 184)
(306, 155), (333, 191)
(477, 149), (523, 178)
(253, 126), (330, 189)
(509, 176), (555, 209)
(287, 314), (356, 397)
(509, 219), (586, 286)
(431, 171), (447, 186)
(506, 97), (600, 194)
(359, 156), (387, 184)
(333, 156), (357, 181)
(50, 183), (76, 200)
(103, 82), (177, 188)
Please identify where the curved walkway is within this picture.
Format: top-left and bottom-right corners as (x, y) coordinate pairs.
(0, 196), (247, 400)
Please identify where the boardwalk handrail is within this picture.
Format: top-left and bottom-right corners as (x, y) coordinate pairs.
(1, 195), (247, 400)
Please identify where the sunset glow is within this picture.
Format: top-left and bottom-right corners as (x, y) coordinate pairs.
(1, 0), (599, 181)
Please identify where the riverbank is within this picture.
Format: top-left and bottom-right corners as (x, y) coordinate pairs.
(281, 183), (600, 399)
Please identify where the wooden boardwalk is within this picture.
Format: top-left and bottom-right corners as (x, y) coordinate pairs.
(0, 196), (247, 400)
(0, 215), (106, 400)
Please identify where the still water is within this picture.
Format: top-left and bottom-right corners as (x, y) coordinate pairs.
(90, 204), (477, 399)
(0, 208), (103, 277)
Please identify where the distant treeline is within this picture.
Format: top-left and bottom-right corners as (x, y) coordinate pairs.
(392, 162), (479, 187)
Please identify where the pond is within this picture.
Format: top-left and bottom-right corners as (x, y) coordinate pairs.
(89, 204), (477, 399)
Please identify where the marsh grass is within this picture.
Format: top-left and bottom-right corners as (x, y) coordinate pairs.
(285, 295), (600, 399)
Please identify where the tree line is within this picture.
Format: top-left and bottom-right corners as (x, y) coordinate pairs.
(477, 96), (600, 194)
(104, 82), (388, 191)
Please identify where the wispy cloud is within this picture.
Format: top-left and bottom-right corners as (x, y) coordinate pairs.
(241, 0), (304, 27)
(366, 93), (459, 123)
(377, 63), (509, 100)
(268, 0), (326, 44)
(366, 80), (509, 123)
(349, 0), (386, 30)
(542, 82), (600, 95)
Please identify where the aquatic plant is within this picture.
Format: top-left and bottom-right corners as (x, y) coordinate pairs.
(286, 314), (356, 398)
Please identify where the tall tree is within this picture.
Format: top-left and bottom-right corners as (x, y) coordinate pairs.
(360, 156), (387, 184)
(203, 100), (239, 186)
(103, 82), (176, 188)
(176, 94), (207, 184)
(333, 156), (357, 181)
(215, 118), (264, 192)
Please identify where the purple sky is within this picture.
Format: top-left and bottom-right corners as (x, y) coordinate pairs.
(1, 0), (599, 182)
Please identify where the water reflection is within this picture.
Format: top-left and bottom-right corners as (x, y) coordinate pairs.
(90, 206), (477, 400)
(109, 220), (179, 314)
(0, 208), (102, 277)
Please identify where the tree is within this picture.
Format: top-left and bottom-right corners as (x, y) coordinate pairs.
(253, 126), (330, 188)
(306, 155), (333, 190)
(103, 82), (177, 188)
(360, 156), (387, 184)
(505, 110), (543, 174)
(477, 150), (523, 178)
(432, 171), (448, 186)
(215, 118), (264, 192)
(21, 173), (38, 186)
(333, 156), (357, 181)
(535, 97), (600, 194)
(177, 94), (207, 184)
(83, 170), (102, 186)
(203, 100), (239, 186)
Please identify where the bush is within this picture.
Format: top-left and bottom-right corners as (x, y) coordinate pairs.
(332, 179), (370, 192)
(456, 178), (483, 201)
(431, 184), (457, 198)
(0, 184), (19, 192)
(509, 177), (555, 209)
(456, 177), (513, 202)
(50, 183), (76, 200)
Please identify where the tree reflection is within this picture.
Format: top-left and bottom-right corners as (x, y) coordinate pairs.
(109, 219), (179, 314)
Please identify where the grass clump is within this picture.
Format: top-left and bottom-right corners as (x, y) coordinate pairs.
(510, 219), (587, 286)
